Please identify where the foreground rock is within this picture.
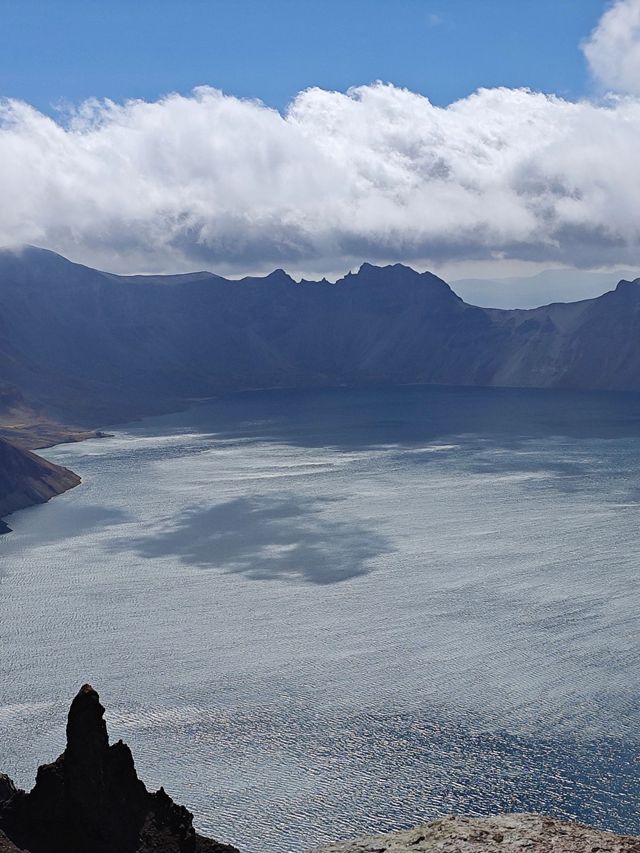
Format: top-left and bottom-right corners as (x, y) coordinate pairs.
(309, 814), (640, 852)
(0, 436), (80, 533)
(0, 685), (238, 853)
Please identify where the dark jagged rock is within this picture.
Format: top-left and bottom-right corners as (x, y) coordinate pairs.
(0, 685), (239, 853)
(0, 778), (16, 805)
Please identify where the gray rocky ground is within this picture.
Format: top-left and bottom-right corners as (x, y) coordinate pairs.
(308, 814), (640, 853)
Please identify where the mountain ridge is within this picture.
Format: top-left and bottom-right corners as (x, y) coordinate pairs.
(1, 245), (640, 431)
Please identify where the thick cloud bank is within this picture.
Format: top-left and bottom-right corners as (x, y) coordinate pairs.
(3, 63), (640, 274)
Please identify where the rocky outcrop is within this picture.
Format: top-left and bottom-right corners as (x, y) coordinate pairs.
(0, 685), (238, 853)
(0, 436), (80, 533)
(308, 814), (640, 853)
(0, 832), (22, 853)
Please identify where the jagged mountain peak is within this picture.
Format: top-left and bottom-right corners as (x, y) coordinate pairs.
(614, 277), (640, 292)
(0, 684), (238, 853)
(357, 261), (417, 275)
(65, 683), (109, 757)
(340, 261), (457, 301)
(264, 267), (294, 282)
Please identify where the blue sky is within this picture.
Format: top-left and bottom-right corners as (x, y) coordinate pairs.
(0, 0), (608, 112)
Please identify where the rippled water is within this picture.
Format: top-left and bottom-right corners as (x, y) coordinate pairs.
(1, 385), (640, 852)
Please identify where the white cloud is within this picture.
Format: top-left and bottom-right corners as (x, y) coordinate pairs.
(2, 76), (640, 275)
(583, 0), (640, 95)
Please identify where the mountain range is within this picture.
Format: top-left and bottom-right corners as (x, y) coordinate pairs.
(2, 246), (640, 428)
(1, 245), (640, 530)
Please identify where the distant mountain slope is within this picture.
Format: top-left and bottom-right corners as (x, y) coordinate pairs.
(0, 383), (103, 450)
(0, 437), (80, 533)
(1, 247), (639, 430)
(486, 279), (640, 389)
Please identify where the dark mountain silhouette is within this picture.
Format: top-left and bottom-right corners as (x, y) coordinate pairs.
(2, 247), (639, 430)
(0, 684), (238, 853)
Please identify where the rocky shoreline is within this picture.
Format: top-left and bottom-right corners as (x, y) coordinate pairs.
(0, 436), (82, 534)
(0, 382), (110, 534)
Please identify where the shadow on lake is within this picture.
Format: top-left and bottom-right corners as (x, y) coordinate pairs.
(106, 494), (392, 584)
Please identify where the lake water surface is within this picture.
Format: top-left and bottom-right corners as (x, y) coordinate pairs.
(1, 385), (640, 852)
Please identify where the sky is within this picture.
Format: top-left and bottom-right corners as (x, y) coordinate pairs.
(2, 0), (640, 284)
(0, 1), (606, 112)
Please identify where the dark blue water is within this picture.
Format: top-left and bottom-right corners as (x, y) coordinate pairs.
(1, 385), (639, 852)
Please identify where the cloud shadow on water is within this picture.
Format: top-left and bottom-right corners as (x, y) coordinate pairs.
(108, 495), (392, 584)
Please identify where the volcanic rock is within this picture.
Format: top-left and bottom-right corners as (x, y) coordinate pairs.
(0, 685), (238, 853)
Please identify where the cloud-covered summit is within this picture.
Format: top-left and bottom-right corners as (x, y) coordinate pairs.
(2, 0), (640, 276)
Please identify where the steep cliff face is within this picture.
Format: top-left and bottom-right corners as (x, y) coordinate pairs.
(0, 685), (238, 853)
(0, 437), (80, 533)
(308, 814), (640, 853)
(2, 247), (640, 431)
